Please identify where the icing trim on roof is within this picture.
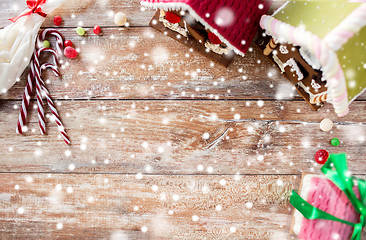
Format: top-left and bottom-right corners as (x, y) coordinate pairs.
(141, 1), (245, 56)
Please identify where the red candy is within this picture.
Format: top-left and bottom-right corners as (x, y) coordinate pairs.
(53, 16), (62, 26)
(64, 46), (78, 59)
(64, 40), (73, 47)
(315, 149), (329, 164)
(93, 26), (101, 35)
(208, 32), (222, 45)
(165, 12), (181, 24)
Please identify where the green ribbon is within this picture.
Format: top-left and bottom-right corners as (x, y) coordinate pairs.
(290, 153), (366, 239)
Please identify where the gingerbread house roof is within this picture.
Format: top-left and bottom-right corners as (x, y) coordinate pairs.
(140, 0), (271, 56)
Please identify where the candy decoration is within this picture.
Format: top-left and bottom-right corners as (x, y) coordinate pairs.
(76, 27), (86, 36)
(208, 32), (222, 45)
(33, 48), (59, 135)
(38, 63), (70, 145)
(42, 40), (50, 48)
(16, 29), (70, 145)
(64, 46), (78, 59)
(319, 119), (333, 132)
(315, 149), (329, 164)
(16, 61), (35, 134)
(165, 12), (181, 24)
(53, 16), (62, 26)
(34, 62), (46, 135)
(64, 40), (73, 47)
(93, 25), (101, 35)
(38, 29), (64, 54)
(331, 138), (340, 146)
(114, 12), (127, 26)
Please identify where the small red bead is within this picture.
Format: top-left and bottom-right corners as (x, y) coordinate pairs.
(93, 25), (101, 35)
(53, 16), (62, 26)
(64, 46), (78, 59)
(64, 40), (73, 47)
(315, 149), (329, 164)
(165, 12), (181, 24)
(208, 32), (222, 45)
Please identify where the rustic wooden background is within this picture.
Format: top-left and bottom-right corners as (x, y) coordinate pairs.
(1, 1), (365, 239)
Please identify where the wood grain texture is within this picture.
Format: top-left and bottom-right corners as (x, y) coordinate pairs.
(0, 27), (298, 101)
(2, 100), (366, 174)
(2, 26), (365, 101)
(1, 0), (365, 239)
(0, 173), (299, 240)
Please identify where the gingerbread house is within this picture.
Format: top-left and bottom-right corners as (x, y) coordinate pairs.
(141, 0), (271, 67)
(258, 2), (366, 116)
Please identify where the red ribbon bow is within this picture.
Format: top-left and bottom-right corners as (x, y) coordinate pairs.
(9, 0), (47, 23)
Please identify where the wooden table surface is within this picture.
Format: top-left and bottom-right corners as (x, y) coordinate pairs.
(1, 1), (365, 239)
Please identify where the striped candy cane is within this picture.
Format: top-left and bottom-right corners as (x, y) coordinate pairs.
(16, 29), (70, 144)
(33, 48), (59, 135)
(38, 29), (64, 54)
(38, 63), (70, 145)
(16, 56), (36, 134)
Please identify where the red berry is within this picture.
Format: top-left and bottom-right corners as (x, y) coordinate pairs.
(93, 25), (101, 35)
(208, 32), (222, 44)
(315, 149), (329, 164)
(165, 12), (181, 24)
(64, 40), (73, 47)
(54, 16), (62, 26)
(64, 46), (78, 59)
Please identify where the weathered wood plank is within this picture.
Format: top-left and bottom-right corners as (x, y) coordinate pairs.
(0, 27), (297, 101)
(0, 0), (150, 28)
(0, 173), (298, 240)
(1, 100), (366, 174)
(0, 0), (287, 28)
(4, 28), (364, 102)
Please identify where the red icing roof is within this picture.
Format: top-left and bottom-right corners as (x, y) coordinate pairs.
(141, 0), (271, 56)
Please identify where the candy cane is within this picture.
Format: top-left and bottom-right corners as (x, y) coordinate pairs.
(16, 57), (36, 134)
(33, 62), (46, 135)
(16, 29), (70, 144)
(32, 48), (59, 134)
(37, 29), (64, 54)
(38, 63), (70, 145)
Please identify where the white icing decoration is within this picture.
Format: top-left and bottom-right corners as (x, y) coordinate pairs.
(204, 41), (231, 55)
(272, 55), (304, 81)
(159, 14), (188, 37)
(279, 45), (289, 54)
(311, 79), (321, 90)
(297, 81), (326, 101)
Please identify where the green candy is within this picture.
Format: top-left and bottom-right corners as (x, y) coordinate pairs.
(42, 40), (50, 48)
(330, 138), (340, 146)
(76, 27), (86, 36)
